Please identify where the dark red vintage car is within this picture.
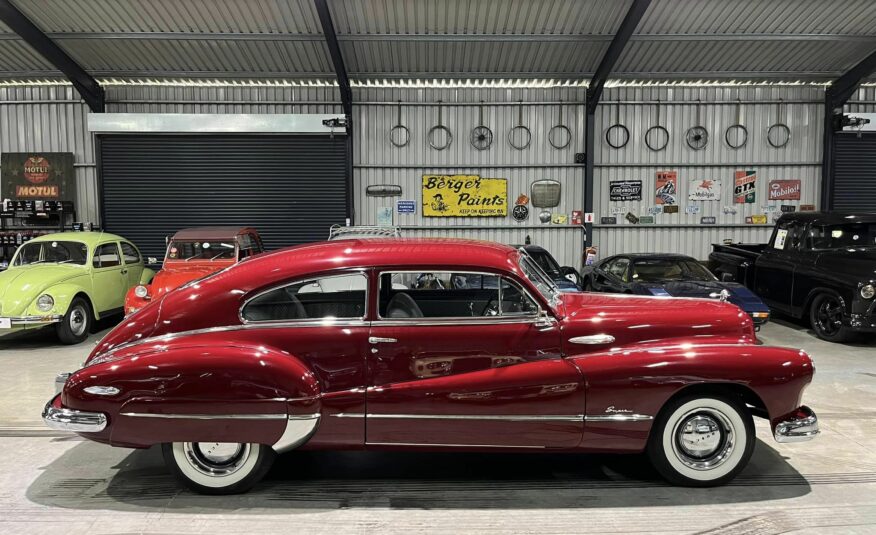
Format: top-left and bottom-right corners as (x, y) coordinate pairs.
(44, 239), (818, 494)
(124, 226), (263, 316)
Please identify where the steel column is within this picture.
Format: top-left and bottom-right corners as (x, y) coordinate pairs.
(821, 48), (876, 210)
(583, 0), (651, 247)
(314, 0), (354, 223)
(0, 0), (104, 112)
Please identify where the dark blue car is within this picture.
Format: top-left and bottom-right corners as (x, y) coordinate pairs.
(582, 253), (770, 326)
(514, 244), (583, 292)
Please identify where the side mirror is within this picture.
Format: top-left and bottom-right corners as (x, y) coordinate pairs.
(560, 266), (582, 286)
(720, 272), (734, 282)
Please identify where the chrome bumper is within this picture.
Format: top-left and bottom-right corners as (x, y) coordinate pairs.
(774, 406), (819, 443)
(42, 400), (107, 433)
(9, 314), (63, 326)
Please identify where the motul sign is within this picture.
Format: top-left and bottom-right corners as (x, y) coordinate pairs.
(768, 180), (802, 201)
(1, 152), (75, 202)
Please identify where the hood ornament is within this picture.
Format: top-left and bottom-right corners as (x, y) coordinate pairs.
(709, 289), (731, 302)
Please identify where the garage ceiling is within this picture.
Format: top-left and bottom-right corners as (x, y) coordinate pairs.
(0, 0), (875, 82)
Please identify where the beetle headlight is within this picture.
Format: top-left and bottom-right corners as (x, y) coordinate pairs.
(36, 294), (54, 312)
(134, 285), (149, 299)
(861, 284), (875, 300)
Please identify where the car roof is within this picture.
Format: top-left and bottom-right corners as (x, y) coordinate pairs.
(609, 253), (696, 261)
(28, 231), (127, 246)
(243, 238), (520, 277)
(172, 226), (258, 240)
(777, 211), (876, 225)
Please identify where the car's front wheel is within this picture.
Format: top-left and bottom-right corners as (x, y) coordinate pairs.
(162, 442), (276, 495)
(55, 297), (92, 344)
(647, 394), (754, 487)
(809, 293), (853, 343)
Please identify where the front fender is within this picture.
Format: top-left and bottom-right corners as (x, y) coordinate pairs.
(570, 341), (813, 452)
(28, 282), (94, 318)
(62, 343), (321, 448)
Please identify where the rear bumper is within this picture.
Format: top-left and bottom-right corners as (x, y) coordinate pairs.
(42, 395), (107, 433)
(774, 406), (819, 443)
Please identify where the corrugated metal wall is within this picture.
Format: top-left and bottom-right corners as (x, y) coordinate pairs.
(593, 86), (824, 259)
(1, 83), (833, 265)
(353, 87), (587, 269)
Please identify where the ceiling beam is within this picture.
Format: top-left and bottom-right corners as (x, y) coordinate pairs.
(1, 32), (873, 44)
(0, 0), (104, 111)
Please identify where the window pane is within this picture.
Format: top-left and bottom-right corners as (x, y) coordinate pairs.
(121, 243), (140, 264)
(380, 271), (507, 318)
(500, 278), (538, 315)
(242, 274), (366, 322)
(94, 244), (121, 268)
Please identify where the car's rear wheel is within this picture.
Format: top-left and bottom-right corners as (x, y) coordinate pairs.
(55, 297), (92, 345)
(162, 442), (276, 495)
(809, 293), (853, 343)
(647, 394), (754, 487)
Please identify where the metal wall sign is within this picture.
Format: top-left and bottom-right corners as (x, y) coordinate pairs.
(422, 175), (507, 217)
(734, 170), (757, 203)
(768, 179), (801, 200)
(609, 180), (642, 201)
(397, 200), (416, 213)
(1, 152), (75, 201)
(655, 171), (678, 205)
(688, 178), (721, 201)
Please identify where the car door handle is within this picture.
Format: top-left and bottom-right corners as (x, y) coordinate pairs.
(120, 269), (128, 275)
(369, 337), (397, 344)
(568, 334), (616, 345)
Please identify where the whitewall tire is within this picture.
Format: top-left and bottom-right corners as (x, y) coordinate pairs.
(647, 395), (754, 487)
(162, 442), (276, 495)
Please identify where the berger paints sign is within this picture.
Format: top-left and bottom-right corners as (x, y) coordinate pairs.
(1, 152), (76, 201)
(422, 175), (507, 217)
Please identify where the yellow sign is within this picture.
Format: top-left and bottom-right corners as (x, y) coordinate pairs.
(751, 214), (768, 224)
(422, 175), (507, 217)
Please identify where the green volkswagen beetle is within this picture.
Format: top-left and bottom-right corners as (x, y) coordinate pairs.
(0, 231), (154, 344)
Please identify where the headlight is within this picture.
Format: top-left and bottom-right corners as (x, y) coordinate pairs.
(36, 294), (54, 312)
(134, 285), (149, 299)
(862, 284), (875, 300)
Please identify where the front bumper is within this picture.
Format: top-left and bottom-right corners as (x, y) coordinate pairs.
(42, 395), (107, 433)
(774, 406), (819, 443)
(0, 315), (63, 332)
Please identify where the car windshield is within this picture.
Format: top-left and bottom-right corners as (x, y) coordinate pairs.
(529, 250), (562, 278)
(806, 223), (876, 249)
(14, 241), (88, 266)
(518, 252), (559, 303)
(631, 258), (717, 282)
(167, 240), (236, 261)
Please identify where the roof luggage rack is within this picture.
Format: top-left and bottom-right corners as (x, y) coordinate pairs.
(328, 225), (402, 240)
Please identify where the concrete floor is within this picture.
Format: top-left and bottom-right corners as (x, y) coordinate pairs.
(1, 317), (875, 534)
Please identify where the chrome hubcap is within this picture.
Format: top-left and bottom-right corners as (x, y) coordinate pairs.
(69, 305), (87, 336)
(671, 409), (734, 471)
(184, 442), (250, 476)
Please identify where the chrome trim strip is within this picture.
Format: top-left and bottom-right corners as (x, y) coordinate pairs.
(584, 414), (653, 422)
(374, 317), (542, 327)
(774, 406), (819, 443)
(367, 442), (546, 449)
(273, 413), (320, 453)
(119, 412), (287, 420)
(568, 334), (616, 345)
(332, 413), (584, 422)
(42, 402), (107, 433)
(54, 372), (71, 395)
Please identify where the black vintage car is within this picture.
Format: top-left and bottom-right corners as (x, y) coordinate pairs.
(581, 253), (771, 326)
(709, 212), (876, 342)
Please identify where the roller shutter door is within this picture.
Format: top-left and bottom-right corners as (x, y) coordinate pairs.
(833, 133), (876, 211)
(99, 134), (348, 258)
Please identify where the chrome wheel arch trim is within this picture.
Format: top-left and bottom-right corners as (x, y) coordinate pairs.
(273, 413), (320, 453)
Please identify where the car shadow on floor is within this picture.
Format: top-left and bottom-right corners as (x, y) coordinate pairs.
(767, 314), (876, 348)
(27, 438), (810, 512)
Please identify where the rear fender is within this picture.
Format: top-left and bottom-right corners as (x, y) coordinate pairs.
(570, 342), (813, 452)
(63, 343), (321, 449)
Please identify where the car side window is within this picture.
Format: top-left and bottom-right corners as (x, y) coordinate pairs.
(242, 273), (366, 323)
(93, 243), (121, 269)
(608, 258), (630, 281)
(120, 242), (140, 264)
(378, 271), (537, 319)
